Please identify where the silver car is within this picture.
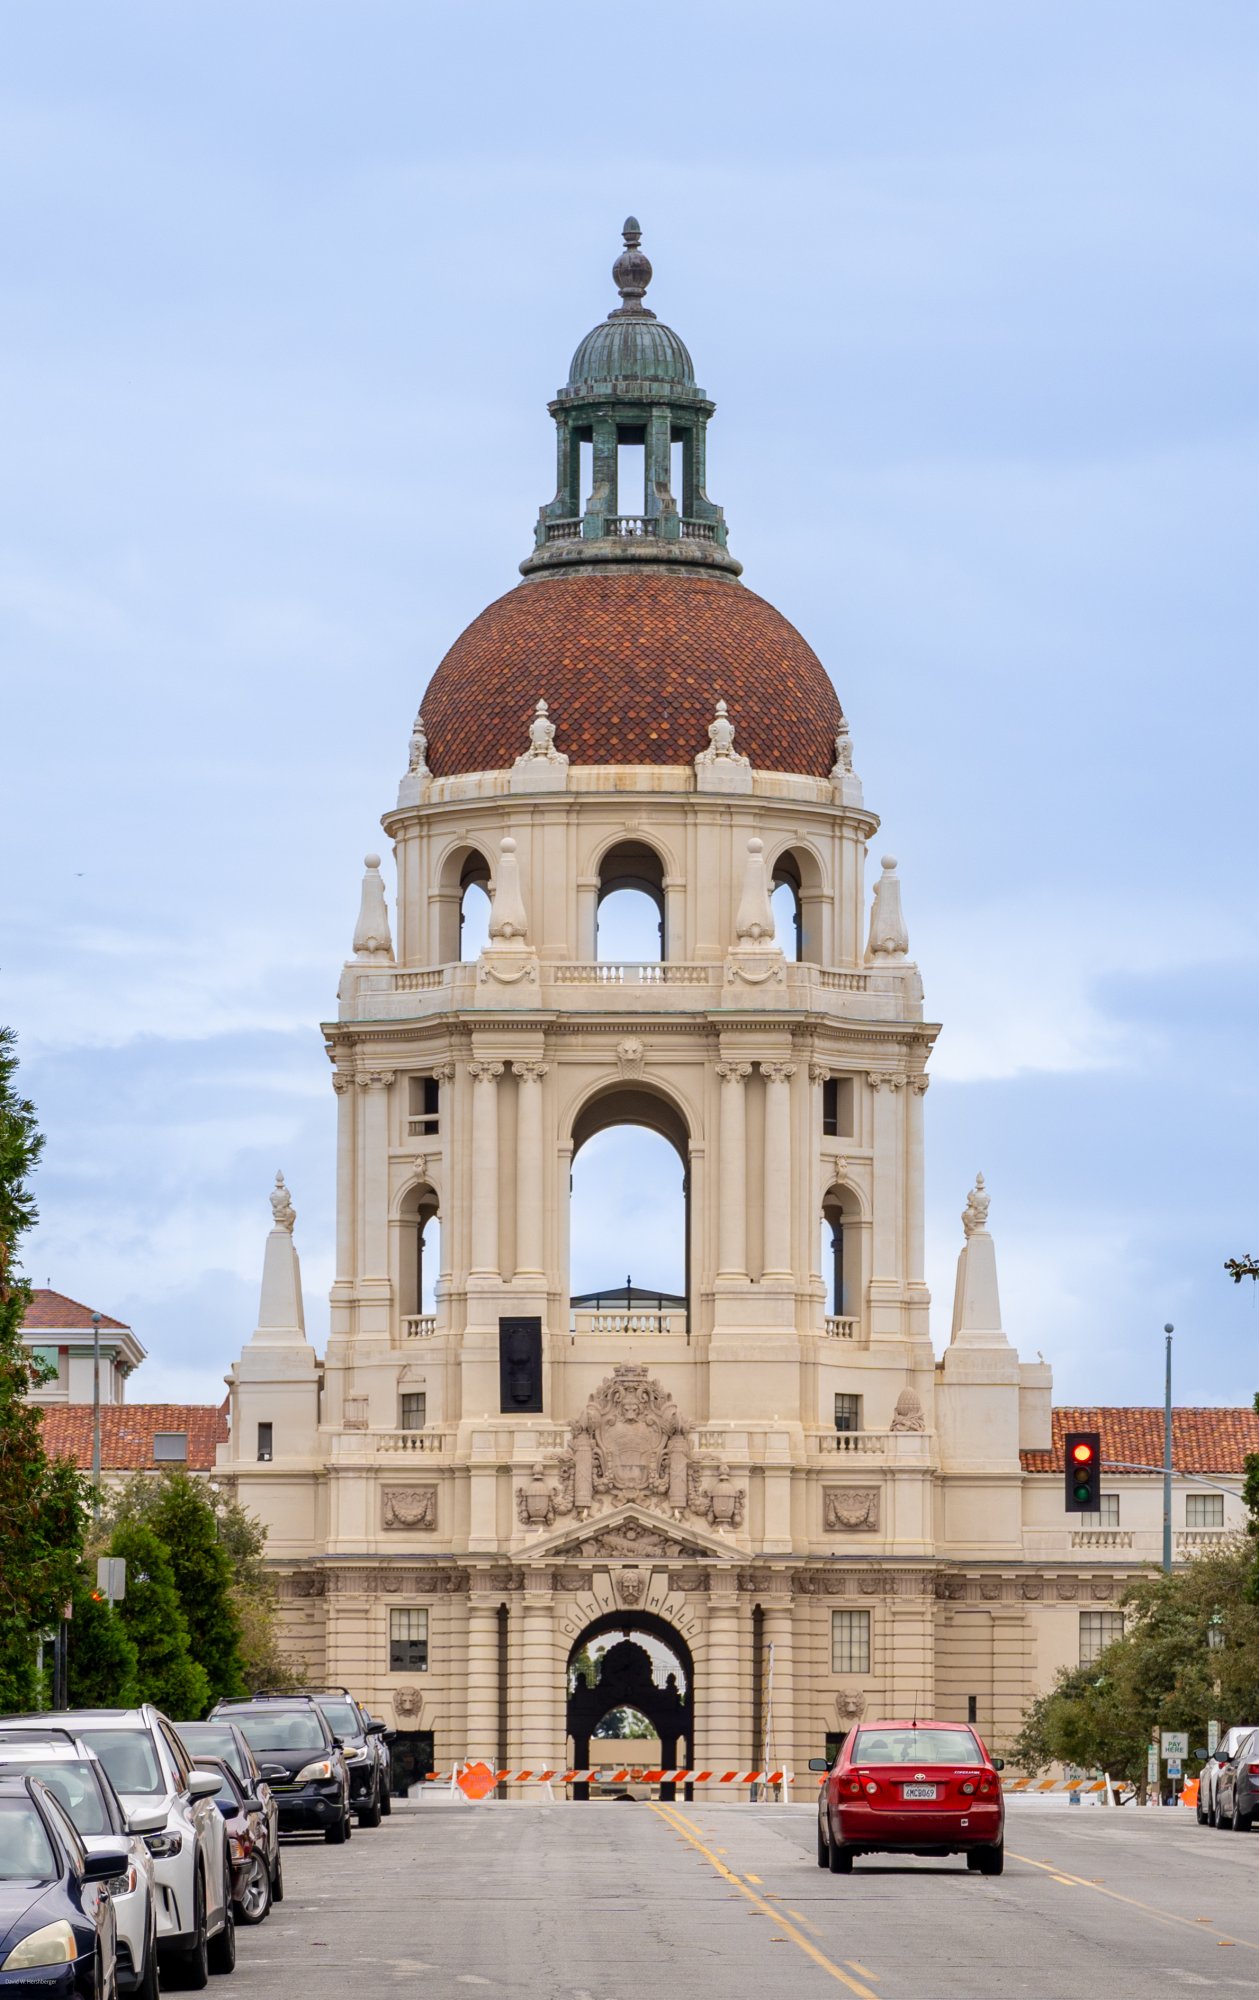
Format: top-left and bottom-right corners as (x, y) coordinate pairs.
(1198, 1724), (1258, 1827)
(1214, 1727), (1259, 1833)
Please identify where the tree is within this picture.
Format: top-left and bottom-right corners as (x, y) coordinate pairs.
(0, 1026), (87, 1706)
(108, 1522), (210, 1719)
(66, 1568), (140, 1707)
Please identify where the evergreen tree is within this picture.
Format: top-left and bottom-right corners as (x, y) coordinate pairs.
(0, 1026), (86, 1706)
(66, 1567), (140, 1707)
(108, 1521), (210, 1719)
(144, 1472), (246, 1703)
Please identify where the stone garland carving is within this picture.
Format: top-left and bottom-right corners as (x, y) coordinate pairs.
(550, 1521), (713, 1562)
(889, 1387), (927, 1433)
(823, 1486), (880, 1534)
(286, 1572), (327, 1599)
(381, 1486), (438, 1532)
(1091, 1576), (1114, 1601)
(1019, 1577), (1044, 1601)
(1055, 1576), (1079, 1601)
(934, 1573), (966, 1601)
(514, 1366), (746, 1534)
(979, 1577), (1002, 1601)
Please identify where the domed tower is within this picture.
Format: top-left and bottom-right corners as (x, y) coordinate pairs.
(226, 222), (1049, 1794)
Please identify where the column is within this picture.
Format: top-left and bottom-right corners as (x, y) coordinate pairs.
(699, 1577), (743, 1790)
(518, 1592), (560, 1769)
(761, 1590), (797, 1783)
(332, 1074), (355, 1281)
(357, 1070), (394, 1280)
(868, 1072), (905, 1282)
(465, 1594), (501, 1764)
(512, 1063), (548, 1277)
(760, 1063), (795, 1279)
(467, 1062), (503, 1277)
(715, 1063), (750, 1277)
(906, 1076), (929, 1286)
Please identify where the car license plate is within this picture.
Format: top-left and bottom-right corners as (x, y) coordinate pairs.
(903, 1783), (937, 1800)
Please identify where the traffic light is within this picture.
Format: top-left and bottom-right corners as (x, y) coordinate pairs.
(499, 1316), (543, 1414)
(1064, 1430), (1101, 1512)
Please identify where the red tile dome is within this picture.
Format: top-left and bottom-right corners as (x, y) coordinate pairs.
(420, 570), (843, 780)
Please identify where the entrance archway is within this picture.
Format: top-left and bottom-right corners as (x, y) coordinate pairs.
(566, 1612), (694, 1800)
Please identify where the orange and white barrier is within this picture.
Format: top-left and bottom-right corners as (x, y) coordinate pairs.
(434, 1761), (793, 1799)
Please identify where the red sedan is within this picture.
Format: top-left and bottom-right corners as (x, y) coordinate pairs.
(812, 1720), (1005, 1875)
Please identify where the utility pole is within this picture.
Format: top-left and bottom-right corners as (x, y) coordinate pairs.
(91, 1310), (102, 1515)
(1162, 1324), (1173, 1576)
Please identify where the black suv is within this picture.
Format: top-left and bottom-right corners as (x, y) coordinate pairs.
(307, 1690), (393, 1827)
(209, 1696), (351, 1844)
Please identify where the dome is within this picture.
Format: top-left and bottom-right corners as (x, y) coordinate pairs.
(567, 316), (695, 389)
(420, 570), (842, 780)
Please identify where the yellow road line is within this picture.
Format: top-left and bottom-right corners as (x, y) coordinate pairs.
(650, 1802), (879, 1999)
(846, 1964), (877, 1981)
(1008, 1851), (1259, 1952)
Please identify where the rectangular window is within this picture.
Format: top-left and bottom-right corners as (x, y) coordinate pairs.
(822, 1077), (855, 1139)
(1081, 1494), (1120, 1527)
(832, 1609), (871, 1675)
(408, 1075), (440, 1137)
(152, 1432), (187, 1463)
(400, 1392), (427, 1432)
(834, 1393), (862, 1434)
(257, 1422), (273, 1462)
(1079, 1610), (1124, 1666)
(389, 1608), (429, 1673)
(1186, 1493), (1224, 1528)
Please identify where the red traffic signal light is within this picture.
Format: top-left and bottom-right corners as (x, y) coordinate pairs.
(1064, 1430), (1102, 1513)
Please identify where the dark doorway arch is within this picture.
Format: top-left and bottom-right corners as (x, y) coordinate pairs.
(566, 1611), (694, 1801)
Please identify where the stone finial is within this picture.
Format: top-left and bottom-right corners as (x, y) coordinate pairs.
(352, 852), (395, 961)
(734, 837), (776, 946)
(696, 698), (746, 765)
(269, 1170), (296, 1234)
(962, 1173), (990, 1238)
(866, 854), (909, 960)
(515, 699), (569, 767)
(890, 1385), (927, 1433)
(830, 719), (854, 778)
(694, 697), (752, 792)
(487, 836), (529, 945)
(407, 711), (429, 777)
(609, 216), (655, 320)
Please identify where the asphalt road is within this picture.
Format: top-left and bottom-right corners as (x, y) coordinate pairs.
(227, 1799), (1259, 1999)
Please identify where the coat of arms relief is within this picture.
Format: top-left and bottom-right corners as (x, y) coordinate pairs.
(515, 1365), (745, 1534)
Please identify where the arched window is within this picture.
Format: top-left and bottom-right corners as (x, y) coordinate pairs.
(820, 1185), (864, 1336)
(399, 1184), (440, 1320)
(822, 1197), (846, 1317)
(569, 1086), (690, 1329)
(435, 846), (493, 964)
(770, 854), (802, 962)
(596, 840), (666, 962)
(770, 845), (826, 963)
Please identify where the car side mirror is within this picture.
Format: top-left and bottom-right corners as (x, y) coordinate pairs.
(126, 1807), (168, 1836)
(992, 1758), (1005, 1771)
(366, 1720), (387, 1736)
(187, 1770), (222, 1800)
(383, 1729), (396, 1744)
(241, 1796), (264, 1815)
(807, 1757), (830, 1773)
(83, 1846), (130, 1883)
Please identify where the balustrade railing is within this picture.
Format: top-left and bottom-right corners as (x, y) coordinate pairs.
(814, 1430), (888, 1456)
(403, 1314), (437, 1339)
(542, 516), (721, 546)
(817, 970), (872, 992)
(570, 1308), (684, 1338)
(824, 1317), (858, 1340)
(1070, 1529), (1136, 1550)
(375, 1427), (454, 1454)
(1175, 1528), (1232, 1552)
(544, 519), (582, 542)
(552, 962), (716, 986)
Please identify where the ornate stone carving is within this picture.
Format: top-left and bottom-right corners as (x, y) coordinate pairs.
(430, 1062), (456, 1085)
(381, 1486), (438, 1532)
(890, 1387), (927, 1434)
(698, 699), (741, 762)
(352, 853), (395, 961)
(734, 839), (776, 945)
(356, 1069), (396, 1090)
(393, 1685), (424, 1721)
(1091, 1576), (1113, 1601)
(516, 697), (568, 767)
(866, 855), (908, 960)
(269, 1170), (296, 1234)
(701, 1465), (745, 1532)
(1019, 1576), (1044, 1600)
(615, 1038), (646, 1079)
(287, 1571), (326, 1599)
(487, 836), (530, 945)
(830, 721), (854, 778)
(979, 1576), (1002, 1601)
(834, 1690), (866, 1723)
(759, 1061), (797, 1087)
(617, 1569), (646, 1609)
(715, 1061), (752, 1085)
(668, 1566), (710, 1594)
(866, 1070), (906, 1092)
(1056, 1575), (1079, 1601)
(858, 1572), (883, 1594)
(517, 1463), (558, 1530)
(934, 1573), (965, 1600)
(552, 1518), (713, 1561)
(466, 1060), (505, 1085)
(808, 1062), (832, 1083)
(407, 712), (429, 777)
(824, 1485), (880, 1534)
(511, 1061), (549, 1086)
(908, 1074), (930, 1095)
(962, 1173), (990, 1237)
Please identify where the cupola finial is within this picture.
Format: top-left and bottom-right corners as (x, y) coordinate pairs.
(610, 215), (655, 321)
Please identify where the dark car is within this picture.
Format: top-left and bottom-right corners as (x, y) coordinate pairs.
(175, 1721), (282, 1903)
(812, 1719), (1006, 1875)
(307, 1692), (393, 1827)
(1215, 1728), (1259, 1833)
(0, 1774), (126, 1996)
(208, 1699), (351, 1844)
(198, 1761), (273, 1925)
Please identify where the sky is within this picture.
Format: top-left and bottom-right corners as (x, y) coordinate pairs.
(3, 1), (1257, 1408)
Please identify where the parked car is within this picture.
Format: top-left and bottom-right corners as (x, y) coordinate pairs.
(1214, 1728), (1259, 1833)
(812, 1719), (1006, 1875)
(0, 1773), (126, 1996)
(198, 1760), (274, 1926)
(0, 1706), (234, 1986)
(208, 1697), (351, 1845)
(175, 1722), (282, 1903)
(0, 1736), (161, 1999)
(307, 1690), (393, 1826)
(1198, 1725), (1258, 1826)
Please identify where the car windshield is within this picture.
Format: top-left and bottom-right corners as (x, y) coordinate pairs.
(316, 1702), (360, 1739)
(78, 1728), (165, 1796)
(231, 1711), (326, 1753)
(851, 1727), (982, 1766)
(0, 1800), (57, 1881)
(180, 1727), (241, 1774)
(0, 1760), (112, 1836)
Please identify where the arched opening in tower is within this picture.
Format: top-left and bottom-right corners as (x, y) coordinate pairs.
(566, 1613), (693, 1800)
(595, 840), (666, 962)
(569, 1085), (689, 1332)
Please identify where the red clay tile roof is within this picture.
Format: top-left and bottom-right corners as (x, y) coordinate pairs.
(39, 1404), (228, 1472)
(1021, 1407), (1259, 1475)
(22, 1290), (129, 1333)
(420, 569), (843, 779)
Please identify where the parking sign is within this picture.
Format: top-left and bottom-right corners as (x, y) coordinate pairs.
(1162, 1731), (1188, 1760)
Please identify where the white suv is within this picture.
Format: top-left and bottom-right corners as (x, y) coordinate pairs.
(4, 1707), (234, 1986)
(1199, 1725), (1259, 1827)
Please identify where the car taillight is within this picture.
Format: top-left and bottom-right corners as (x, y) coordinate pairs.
(978, 1777), (993, 1793)
(864, 1781), (878, 1796)
(1248, 1764), (1259, 1777)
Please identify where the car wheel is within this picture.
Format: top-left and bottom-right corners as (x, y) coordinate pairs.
(358, 1787), (383, 1830)
(829, 1844), (853, 1874)
(344, 1804), (353, 1840)
(207, 1877), (236, 1976)
(236, 1852), (272, 1925)
(975, 1841), (1005, 1876)
(379, 1782), (392, 1818)
(173, 1869), (209, 1990)
(136, 1920), (160, 2000)
(325, 1810), (348, 1845)
(1231, 1796), (1245, 1834)
(271, 1848), (285, 1903)
(817, 1817), (829, 1868)
(1196, 1789), (1209, 1825)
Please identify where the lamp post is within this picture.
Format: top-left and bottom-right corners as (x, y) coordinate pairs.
(1162, 1324), (1174, 1576)
(91, 1310), (102, 1516)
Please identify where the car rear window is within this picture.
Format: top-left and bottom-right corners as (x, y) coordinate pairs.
(0, 1799), (57, 1881)
(316, 1702), (359, 1739)
(0, 1760), (112, 1836)
(231, 1711), (326, 1753)
(78, 1728), (165, 1796)
(180, 1726), (239, 1771)
(850, 1727), (982, 1766)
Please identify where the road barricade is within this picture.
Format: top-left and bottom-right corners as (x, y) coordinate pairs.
(432, 1762), (794, 1796)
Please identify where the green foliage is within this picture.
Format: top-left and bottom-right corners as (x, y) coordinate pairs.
(108, 1521), (210, 1718)
(592, 1706), (656, 1740)
(0, 1026), (87, 1706)
(66, 1568), (140, 1707)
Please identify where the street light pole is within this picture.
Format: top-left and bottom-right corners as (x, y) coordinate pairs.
(1162, 1324), (1174, 1576)
(91, 1310), (102, 1516)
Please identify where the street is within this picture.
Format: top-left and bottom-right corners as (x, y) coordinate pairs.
(226, 1799), (1259, 1999)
